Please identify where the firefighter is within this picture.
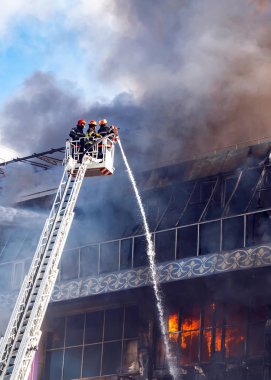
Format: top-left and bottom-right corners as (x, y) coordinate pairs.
(109, 125), (119, 141)
(69, 119), (86, 162)
(97, 119), (111, 137)
(85, 120), (101, 153)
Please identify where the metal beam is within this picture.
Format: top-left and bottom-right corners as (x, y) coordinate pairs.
(0, 147), (65, 167)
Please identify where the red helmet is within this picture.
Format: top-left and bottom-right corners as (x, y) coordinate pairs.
(77, 119), (86, 127)
(99, 119), (108, 126)
(88, 120), (97, 126)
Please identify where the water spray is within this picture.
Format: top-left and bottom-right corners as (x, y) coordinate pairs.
(118, 140), (179, 380)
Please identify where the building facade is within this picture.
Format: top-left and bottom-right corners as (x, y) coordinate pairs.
(1, 141), (271, 379)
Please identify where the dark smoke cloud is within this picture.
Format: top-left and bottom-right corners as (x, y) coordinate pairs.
(2, 0), (271, 169)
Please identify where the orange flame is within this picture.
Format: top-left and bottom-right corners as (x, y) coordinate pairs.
(167, 304), (245, 363)
(168, 313), (179, 342)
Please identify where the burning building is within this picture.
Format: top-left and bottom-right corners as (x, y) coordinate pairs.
(1, 138), (271, 380)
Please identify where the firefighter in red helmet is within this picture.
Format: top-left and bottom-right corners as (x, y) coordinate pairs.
(69, 119), (86, 162)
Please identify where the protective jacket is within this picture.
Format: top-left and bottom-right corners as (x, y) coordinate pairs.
(69, 127), (85, 141)
(85, 130), (101, 146)
(97, 125), (111, 137)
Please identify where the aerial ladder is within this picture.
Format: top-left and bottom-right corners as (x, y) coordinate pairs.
(0, 134), (117, 380)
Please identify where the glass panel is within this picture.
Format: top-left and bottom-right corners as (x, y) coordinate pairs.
(168, 312), (179, 345)
(120, 238), (133, 270)
(176, 225), (197, 259)
(100, 241), (119, 274)
(181, 306), (201, 331)
(47, 318), (65, 349)
(65, 314), (84, 347)
(122, 340), (138, 373)
(104, 308), (123, 341)
(203, 303), (215, 328)
(102, 341), (122, 375)
(85, 311), (104, 344)
(63, 347), (82, 380)
(248, 322), (265, 357)
(199, 221), (220, 255)
(82, 344), (102, 377)
(247, 211), (271, 246)
(60, 249), (79, 281)
(133, 235), (148, 268)
(222, 216), (244, 250)
(44, 349), (63, 380)
(180, 330), (199, 364)
(124, 306), (139, 339)
(201, 329), (212, 362)
(224, 176), (238, 205)
(80, 245), (99, 277)
(225, 325), (245, 358)
(201, 181), (215, 202)
(155, 230), (175, 263)
(215, 327), (223, 353)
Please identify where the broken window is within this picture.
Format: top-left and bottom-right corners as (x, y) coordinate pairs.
(122, 340), (138, 373)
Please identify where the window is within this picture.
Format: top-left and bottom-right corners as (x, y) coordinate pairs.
(246, 211), (271, 246)
(65, 314), (84, 347)
(133, 235), (148, 268)
(176, 225), (198, 259)
(46, 318), (65, 350)
(199, 221), (220, 255)
(222, 216), (244, 251)
(44, 350), (63, 380)
(60, 249), (79, 281)
(100, 241), (119, 274)
(155, 230), (176, 263)
(120, 238), (133, 270)
(80, 244), (99, 277)
(45, 306), (139, 380)
(156, 301), (265, 369)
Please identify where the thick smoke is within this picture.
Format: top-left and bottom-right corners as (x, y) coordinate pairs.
(1, 0), (271, 169)
(1, 0), (271, 344)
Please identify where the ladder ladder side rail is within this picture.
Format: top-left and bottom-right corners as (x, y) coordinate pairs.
(0, 172), (68, 357)
(14, 212), (76, 380)
(10, 163), (87, 379)
(12, 168), (85, 379)
(0, 213), (52, 357)
(0, 170), (72, 376)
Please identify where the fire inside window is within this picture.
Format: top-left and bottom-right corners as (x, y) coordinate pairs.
(157, 302), (266, 367)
